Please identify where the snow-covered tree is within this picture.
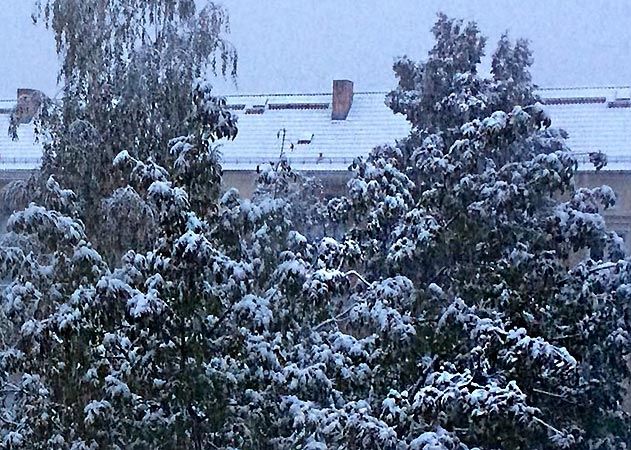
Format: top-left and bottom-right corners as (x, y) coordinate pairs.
(325, 13), (631, 448)
(4, 0), (237, 259)
(32, 0), (237, 163)
(0, 11), (630, 450)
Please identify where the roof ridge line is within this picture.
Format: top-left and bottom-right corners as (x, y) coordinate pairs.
(224, 91), (389, 98)
(225, 92), (330, 98)
(224, 87), (629, 98)
(537, 85), (631, 91)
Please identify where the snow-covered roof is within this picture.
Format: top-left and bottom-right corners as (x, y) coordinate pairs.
(219, 91), (410, 171)
(1, 85), (631, 172)
(0, 99), (44, 172)
(538, 86), (631, 171)
(220, 86), (631, 171)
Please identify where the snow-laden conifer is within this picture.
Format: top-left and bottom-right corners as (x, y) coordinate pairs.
(0, 10), (629, 450)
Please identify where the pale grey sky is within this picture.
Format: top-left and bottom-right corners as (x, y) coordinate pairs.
(0, 0), (630, 99)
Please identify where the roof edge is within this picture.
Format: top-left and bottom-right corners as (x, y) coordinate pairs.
(225, 86), (631, 99)
(537, 85), (631, 91)
(224, 90), (389, 98)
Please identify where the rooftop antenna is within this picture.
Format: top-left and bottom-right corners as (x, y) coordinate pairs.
(277, 128), (287, 160)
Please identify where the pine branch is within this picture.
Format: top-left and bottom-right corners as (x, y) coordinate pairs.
(344, 270), (371, 287)
(532, 416), (563, 436)
(314, 303), (356, 331)
(588, 261), (617, 273)
(532, 387), (577, 405)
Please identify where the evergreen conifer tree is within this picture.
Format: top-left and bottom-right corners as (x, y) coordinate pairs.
(0, 10), (629, 450)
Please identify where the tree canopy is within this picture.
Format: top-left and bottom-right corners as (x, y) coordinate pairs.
(5, 0), (238, 261)
(0, 10), (629, 450)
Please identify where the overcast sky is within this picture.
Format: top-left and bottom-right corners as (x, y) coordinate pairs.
(0, 0), (630, 99)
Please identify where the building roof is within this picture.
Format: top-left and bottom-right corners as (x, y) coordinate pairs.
(538, 86), (631, 171)
(1, 85), (630, 173)
(220, 91), (410, 171)
(0, 99), (45, 172)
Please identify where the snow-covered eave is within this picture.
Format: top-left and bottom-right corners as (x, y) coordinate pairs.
(5, 155), (631, 174)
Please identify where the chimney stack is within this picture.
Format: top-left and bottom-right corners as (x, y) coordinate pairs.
(331, 79), (353, 120)
(15, 88), (43, 124)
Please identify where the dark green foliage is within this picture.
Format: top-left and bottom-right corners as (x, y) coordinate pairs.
(0, 10), (629, 450)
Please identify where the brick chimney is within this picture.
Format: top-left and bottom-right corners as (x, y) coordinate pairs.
(332, 79), (353, 120)
(14, 88), (43, 124)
